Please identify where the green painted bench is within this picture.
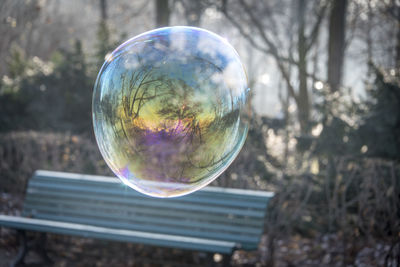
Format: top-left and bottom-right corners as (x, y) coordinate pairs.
(0, 170), (273, 266)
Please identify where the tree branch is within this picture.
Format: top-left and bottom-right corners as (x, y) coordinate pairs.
(238, 0), (299, 102)
(306, 3), (328, 52)
(220, 4), (298, 65)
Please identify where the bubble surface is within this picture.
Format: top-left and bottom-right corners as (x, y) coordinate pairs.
(93, 27), (250, 197)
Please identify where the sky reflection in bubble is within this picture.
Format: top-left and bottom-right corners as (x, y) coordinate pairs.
(93, 27), (250, 197)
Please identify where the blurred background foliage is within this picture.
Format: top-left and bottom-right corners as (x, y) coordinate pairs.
(0, 0), (399, 265)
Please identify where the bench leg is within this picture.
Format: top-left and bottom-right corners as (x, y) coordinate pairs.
(207, 253), (216, 266)
(11, 230), (27, 267)
(36, 233), (53, 264)
(223, 254), (232, 266)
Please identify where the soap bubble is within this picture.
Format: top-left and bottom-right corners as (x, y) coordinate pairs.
(93, 27), (250, 197)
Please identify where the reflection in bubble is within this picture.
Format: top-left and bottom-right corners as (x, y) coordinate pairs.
(93, 27), (250, 197)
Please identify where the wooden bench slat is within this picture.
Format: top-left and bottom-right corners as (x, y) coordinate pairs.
(24, 200), (262, 235)
(29, 177), (271, 209)
(26, 185), (267, 218)
(23, 195), (264, 228)
(23, 199), (263, 235)
(34, 170), (273, 199)
(26, 186), (267, 220)
(0, 215), (236, 254)
(20, 212), (260, 248)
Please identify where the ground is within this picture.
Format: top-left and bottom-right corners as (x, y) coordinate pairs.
(0, 193), (392, 267)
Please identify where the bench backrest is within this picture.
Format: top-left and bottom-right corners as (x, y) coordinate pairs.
(22, 170), (273, 250)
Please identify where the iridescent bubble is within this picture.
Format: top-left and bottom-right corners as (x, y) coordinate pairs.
(92, 27), (250, 197)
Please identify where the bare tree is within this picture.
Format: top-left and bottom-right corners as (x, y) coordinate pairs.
(0, 0), (41, 76)
(179, 0), (205, 26)
(219, 0), (327, 134)
(100, 0), (107, 21)
(155, 0), (170, 27)
(327, 0), (348, 92)
(96, 0), (110, 65)
(383, 0), (400, 69)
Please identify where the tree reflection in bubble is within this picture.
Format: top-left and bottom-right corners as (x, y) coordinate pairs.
(93, 27), (250, 197)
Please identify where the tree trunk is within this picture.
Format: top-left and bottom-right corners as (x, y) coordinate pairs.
(182, 0), (203, 26)
(366, 0), (373, 65)
(100, 0), (107, 21)
(155, 0), (170, 27)
(96, 0), (110, 66)
(297, 0), (310, 134)
(327, 0), (347, 92)
(396, 3), (400, 69)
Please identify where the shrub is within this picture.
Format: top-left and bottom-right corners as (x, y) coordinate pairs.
(0, 131), (112, 193)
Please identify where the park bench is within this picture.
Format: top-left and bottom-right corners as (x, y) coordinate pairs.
(0, 170), (273, 266)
